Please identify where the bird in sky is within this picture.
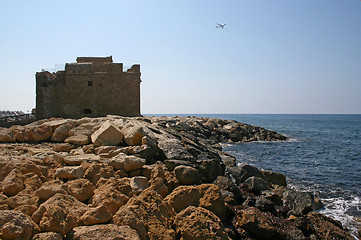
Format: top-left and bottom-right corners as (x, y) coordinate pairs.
(216, 23), (226, 29)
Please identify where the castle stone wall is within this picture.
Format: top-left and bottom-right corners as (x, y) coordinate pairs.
(36, 56), (141, 119)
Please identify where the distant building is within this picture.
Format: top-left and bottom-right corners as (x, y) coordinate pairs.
(36, 56), (141, 119)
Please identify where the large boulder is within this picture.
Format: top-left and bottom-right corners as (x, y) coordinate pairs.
(226, 164), (267, 185)
(113, 189), (176, 240)
(213, 176), (243, 204)
(91, 121), (124, 146)
(84, 163), (114, 185)
(262, 170), (287, 187)
(12, 124), (53, 142)
(0, 210), (39, 240)
(108, 155), (146, 173)
(158, 139), (195, 161)
(165, 184), (226, 220)
(65, 178), (94, 202)
(35, 180), (68, 202)
(305, 211), (354, 240)
(174, 206), (230, 240)
(174, 165), (201, 185)
(234, 207), (277, 240)
(32, 193), (89, 236)
(6, 188), (39, 212)
(196, 159), (225, 183)
(121, 123), (145, 146)
(0, 128), (15, 143)
(283, 189), (321, 216)
(81, 205), (112, 225)
(1, 169), (25, 196)
(66, 224), (141, 240)
(51, 124), (72, 142)
(90, 178), (131, 215)
(244, 176), (270, 193)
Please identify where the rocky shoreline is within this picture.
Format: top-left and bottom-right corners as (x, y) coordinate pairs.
(0, 115), (355, 239)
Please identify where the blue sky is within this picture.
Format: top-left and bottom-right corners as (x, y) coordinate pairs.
(0, 0), (360, 114)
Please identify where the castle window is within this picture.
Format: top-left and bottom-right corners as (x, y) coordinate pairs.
(88, 81), (93, 86)
(83, 108), (92, 114)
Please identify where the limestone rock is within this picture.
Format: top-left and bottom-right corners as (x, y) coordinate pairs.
(35, 180), (68, 202)
(32, 232), (63, 240)
(90, 178), (131, 215)
(165, 185), (201, 213)
(234, 207), (277, 240)
(130, 176), (148, 193)
(13, 204), (38, 216)
(32, 193), (88, 236)
(68, 122), (100, 138)
(65, 178), (94, 202)
(122, 155), (146, 172)
(113, 189), (176, 240)
(0, 158), (41, 183)
(55, 166), (84, 179)
(158, 139), (195, 161)
(283, 189), (321, 216)
(262, 170), (287, 187)
(1, 169), (25, 196)
(121, 123), (145, 146)
(108, 155), (146, 172)
(165, 184), (226, 220)
(0, 128), (15, 143)
(84, 163), (114, 185)
(196, 159), (225, 183)
(81, 205), (112, 225)
(148, 177), (169, 198)
(66, 224), (141, 240)
(174, 206), (230, 240)
(45, 119), (73, 131)
(197, 184), (227, 221)
(64, 135), (90, 145)
(24, 174), (43, 191)
(91, 120), (124, 146)
(64, 154), (100, 166)
(305, 211), (354, 240)
(51, 124), (72, 142)
(213, 176), (243, 204)
(0, 210), (39, 240)
(53, 143), (73, 152)
(163, 171), (179, 193)
(226, 164), (267, 185)
(244, 176), (270, 193)
(12, 124), (53, 142)
(6, 189), (39, 210)
(174, 165), (201, 185)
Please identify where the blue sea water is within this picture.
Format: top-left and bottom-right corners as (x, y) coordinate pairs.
(148, 114), (361, 237)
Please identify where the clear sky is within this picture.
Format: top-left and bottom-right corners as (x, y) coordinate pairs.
(0, 0), (360, 114)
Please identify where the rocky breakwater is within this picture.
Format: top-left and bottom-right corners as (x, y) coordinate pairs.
(0, 115), (355, 239)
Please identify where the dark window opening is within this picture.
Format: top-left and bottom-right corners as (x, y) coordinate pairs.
(83, 108), (92, 114)
(88, 81), (93, 86)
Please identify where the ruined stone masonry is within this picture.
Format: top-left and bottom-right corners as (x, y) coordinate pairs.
(36, 56), (141, 119)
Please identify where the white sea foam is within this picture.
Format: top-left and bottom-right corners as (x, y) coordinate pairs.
(320, 196), (361, 239)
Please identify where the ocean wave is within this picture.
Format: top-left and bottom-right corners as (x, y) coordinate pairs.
(320, 195), (361, 239)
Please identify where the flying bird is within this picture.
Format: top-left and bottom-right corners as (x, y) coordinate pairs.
(216, 23), (226, 29)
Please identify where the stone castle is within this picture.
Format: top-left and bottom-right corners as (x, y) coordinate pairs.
(36, 56), (141, 119)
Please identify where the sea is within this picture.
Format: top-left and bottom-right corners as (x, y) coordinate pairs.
(147, 114), (361, 238)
